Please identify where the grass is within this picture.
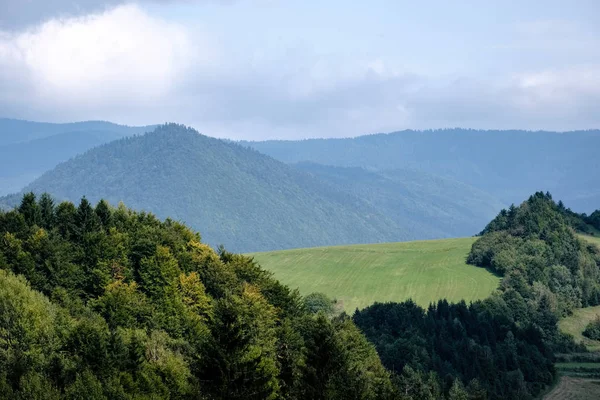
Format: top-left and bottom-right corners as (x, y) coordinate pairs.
(249, 237), (500, 312)
(580, 233), (600, 247)
(559, 305), (600, 351)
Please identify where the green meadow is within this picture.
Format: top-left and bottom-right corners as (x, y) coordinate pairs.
(559, 305), (600, 352)
(249, 237), (500, 312)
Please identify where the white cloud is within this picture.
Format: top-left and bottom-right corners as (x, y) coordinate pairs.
(0, 4), (213, 113)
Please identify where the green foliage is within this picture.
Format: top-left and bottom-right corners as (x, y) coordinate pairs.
(303, 292), (337, 315)
(588, 210), (600, 231)
(469, 192), (600, 317)
(353, 299), (555, 400)
(0, 119), (154, 197)
(352, 192), (600, 400)
(582, 317), (600, 341)
(0, 193), (394, 399)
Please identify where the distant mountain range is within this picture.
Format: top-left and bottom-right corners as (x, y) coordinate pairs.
(0, 119), (155, 195)
(1, 124), (503, 252)
(244, 129), (600, 213)
(2, 120), (598, 251)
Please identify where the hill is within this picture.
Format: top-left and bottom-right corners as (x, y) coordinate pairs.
(249, 237), (500, 312)
(348, 192), (600, 400)
(0, 119), (155, 195)
(8, 124), (407, 252)
(6, 124), (505, 252)
(245, 129), (600, 213)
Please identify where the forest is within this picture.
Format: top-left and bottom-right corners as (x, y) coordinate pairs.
(247, 129), (600, 213)
(0, 193), (396, 399)
(0, 191), (599, 399)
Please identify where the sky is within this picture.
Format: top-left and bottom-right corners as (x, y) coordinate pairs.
(0, 0), (599, 140)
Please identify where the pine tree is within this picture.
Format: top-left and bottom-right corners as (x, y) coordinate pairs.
(95, 199), (113, 230)
(18, 192), (41, 227)
(38, 193), (55, 229)
(448, 378), (468, 400)
(75, 197), (100, 239)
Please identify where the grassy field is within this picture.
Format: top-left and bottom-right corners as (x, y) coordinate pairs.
(580, 233), (600, 247)
(249, 237), (500, 312)
(559, 305), (600, 351)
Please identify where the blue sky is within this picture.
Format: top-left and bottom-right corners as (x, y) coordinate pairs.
(0, 0), (599, 139)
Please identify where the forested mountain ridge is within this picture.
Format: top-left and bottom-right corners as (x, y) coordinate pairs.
(245, 128), (600, 213)
(6, 124), (404, 252)
(296, 162), (504, 239)
(3, 124), (503, 252)
(0, 118), (154, 145)
(0, 193), (397, 399)
(0, 119), (155, 196)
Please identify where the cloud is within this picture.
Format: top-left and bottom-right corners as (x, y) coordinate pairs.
(0, 4), (214, 115)
(0, 4), (599, 140)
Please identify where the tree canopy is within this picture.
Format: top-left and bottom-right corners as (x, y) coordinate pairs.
(0, 193), (395, 399)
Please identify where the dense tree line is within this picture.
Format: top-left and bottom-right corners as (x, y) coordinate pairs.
(0, 193), (395, 399)
(353, 192), (600, 399)
(354, 299), (555, 399)
(2, 191), (597, 399)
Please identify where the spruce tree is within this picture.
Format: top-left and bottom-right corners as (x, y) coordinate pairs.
(18, 192), (41, 227)
(95, 199), (113, 230)
(38, 193), (55, 229)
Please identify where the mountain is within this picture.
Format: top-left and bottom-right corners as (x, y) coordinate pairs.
(8, 124), (405, 252)
(245, 129), (600, 213)
(6, 124), (505, 252)
(0, 118), (154, 146)
(0, 119), (155, 195)
(295, 162), (504, 239)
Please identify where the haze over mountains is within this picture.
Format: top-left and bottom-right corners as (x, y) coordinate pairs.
(2, 123), (505, 252)
(246, 129), (600, 213)
(0, 119), (154, 196)
(2, 120), (599, 252)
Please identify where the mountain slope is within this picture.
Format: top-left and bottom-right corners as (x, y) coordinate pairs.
(295, 162), (504, 239)
(246, 129), (600, 213)
(15, 124), (416, 252)
(0, 119), (155, 195)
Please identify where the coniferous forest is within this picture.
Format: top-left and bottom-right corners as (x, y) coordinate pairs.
(0, 194), (395, 399)
(1, 192), (599, 399)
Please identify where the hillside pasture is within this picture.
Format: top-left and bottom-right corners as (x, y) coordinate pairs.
(250, 237), (500, 312)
